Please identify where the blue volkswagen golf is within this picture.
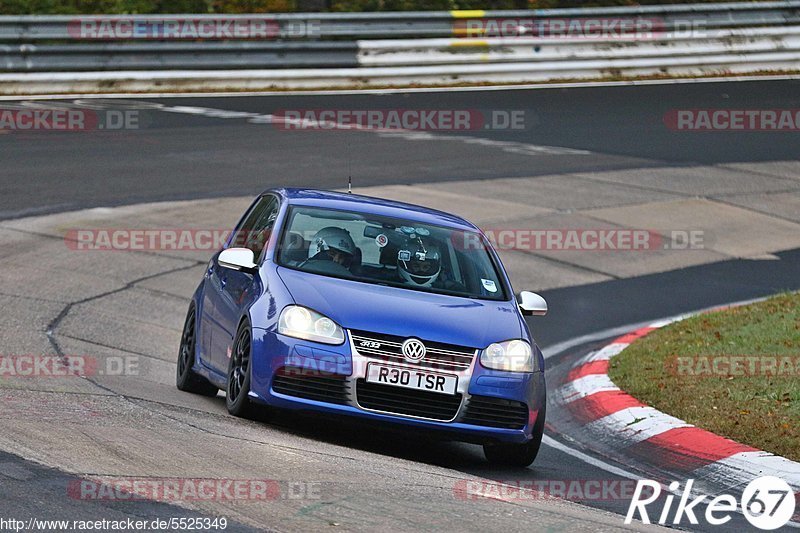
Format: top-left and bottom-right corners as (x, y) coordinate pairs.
(177, 188), (548, 466)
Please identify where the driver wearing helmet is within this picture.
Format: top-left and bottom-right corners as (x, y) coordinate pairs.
(308, 227), (356, 269)
(397, 239), (442, 288)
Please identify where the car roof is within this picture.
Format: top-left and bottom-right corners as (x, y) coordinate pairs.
(266, 188), (480, 231)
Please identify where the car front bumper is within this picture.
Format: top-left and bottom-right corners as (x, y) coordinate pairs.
(249, 328), (546, 445)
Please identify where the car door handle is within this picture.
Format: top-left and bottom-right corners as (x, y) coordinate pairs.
(220, 277), (227, 289)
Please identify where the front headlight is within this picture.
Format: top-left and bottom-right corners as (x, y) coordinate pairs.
(278, 306), (345, 345)
(480, 339), (536, 372)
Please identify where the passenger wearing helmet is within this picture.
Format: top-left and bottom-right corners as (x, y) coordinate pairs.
(307, 227), (356, 269)
(397, 238), (442, 288)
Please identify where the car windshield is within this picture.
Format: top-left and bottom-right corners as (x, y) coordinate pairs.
(276, 206), (508, 301)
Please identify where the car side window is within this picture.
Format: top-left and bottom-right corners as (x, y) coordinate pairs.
(230, 196), (279, 259)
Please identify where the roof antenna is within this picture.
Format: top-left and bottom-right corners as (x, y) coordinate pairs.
(347, 139), (353, 193)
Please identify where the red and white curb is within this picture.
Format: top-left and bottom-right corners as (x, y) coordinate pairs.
(554, 311), (800, 503)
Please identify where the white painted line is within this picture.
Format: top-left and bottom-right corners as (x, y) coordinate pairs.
(543, 322), (653, 361)
(541, 434), (643, 481)
(376, 130), (591, 156)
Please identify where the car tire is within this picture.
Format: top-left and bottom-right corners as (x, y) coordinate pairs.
(226, 320), (254, 418)
(176, 304), (219, 397)
(483, 405), (545, 468)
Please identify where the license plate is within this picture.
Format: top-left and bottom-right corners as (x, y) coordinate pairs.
(366, 363), (458, 395)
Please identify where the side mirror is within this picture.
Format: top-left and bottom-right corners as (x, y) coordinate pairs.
(218, 248), (258, 274)
(519, 291), (547, 317)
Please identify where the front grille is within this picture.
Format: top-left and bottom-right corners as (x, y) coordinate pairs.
(355, 379), (462, 421)
(350, 330), (477, 373)
(461, 395), (528, 429)
(272, 367), (349, 405)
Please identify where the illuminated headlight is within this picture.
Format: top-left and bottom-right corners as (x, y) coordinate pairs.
(480, 340), (536, 372)
(278, 306), (345, 345)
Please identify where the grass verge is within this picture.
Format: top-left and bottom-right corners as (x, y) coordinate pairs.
(608, 292), (800, 462)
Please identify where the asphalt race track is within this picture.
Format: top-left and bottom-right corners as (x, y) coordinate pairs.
(2, 79), (800, 219)
(0, 79), (799, 532)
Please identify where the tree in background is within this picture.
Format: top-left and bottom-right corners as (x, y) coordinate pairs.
(213, 0), (295, 13)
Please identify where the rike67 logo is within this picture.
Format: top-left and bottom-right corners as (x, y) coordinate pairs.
(626, 477), (796, 530)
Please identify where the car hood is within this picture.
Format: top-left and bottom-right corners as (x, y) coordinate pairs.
(276, 267), (522, 349)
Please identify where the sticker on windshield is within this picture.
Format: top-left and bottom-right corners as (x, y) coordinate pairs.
(398, 250), (411, 261)
(375, 234), (388, 248)
(481, 279), (498, 293)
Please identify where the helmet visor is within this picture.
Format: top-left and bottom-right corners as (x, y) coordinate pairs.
(406, 258), (439, 275)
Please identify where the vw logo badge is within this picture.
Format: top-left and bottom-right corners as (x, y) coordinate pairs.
(401, 338), (426, 363)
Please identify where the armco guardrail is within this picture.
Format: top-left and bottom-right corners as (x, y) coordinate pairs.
(0, 1), (799, 92)
(0, 42), (360, 71)
(1, 2), (800, 41)
(358, 26), (800, 66)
